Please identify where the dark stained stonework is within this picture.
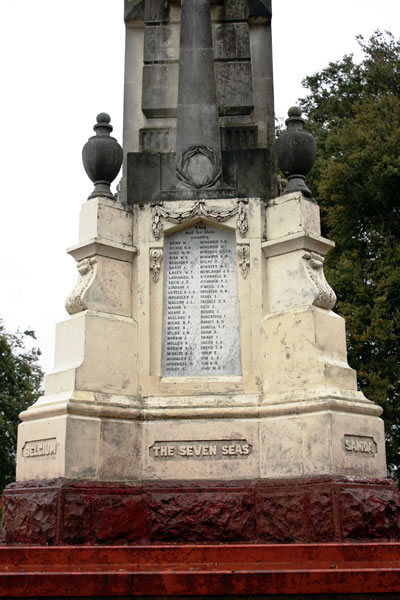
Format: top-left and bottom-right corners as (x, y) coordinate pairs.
(175, 0), (222, 193)
(127, 148), (271, 203)
(124, 0), (276, 201)
(125, 0), (169, 23)
(222, 0), (249, 21)
(213, 22), (250, 60)
(222, 148), (271, 197)
(124, 0), (145, 22)
(215, 61), (254, 116)
(127, 152), (161, 204)
(144, 0), (169, 23)
(249, 0), (272, 19)
(221, 125), (258, 149)
(142, 64), (178, 118)
(2, 476), (400, 546)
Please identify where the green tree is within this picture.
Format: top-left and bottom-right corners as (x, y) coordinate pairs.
(298, 31), (400, 479)
(0, 321), (43, 493)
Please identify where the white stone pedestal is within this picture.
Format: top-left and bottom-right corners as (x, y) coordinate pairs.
(16, 192), (386, 483)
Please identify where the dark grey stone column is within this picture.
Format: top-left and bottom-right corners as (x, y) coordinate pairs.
(175, 0), (222, 189)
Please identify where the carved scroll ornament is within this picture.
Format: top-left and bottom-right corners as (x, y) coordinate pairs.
(303, 251), (336, 310)
(65, 257), (97, 314)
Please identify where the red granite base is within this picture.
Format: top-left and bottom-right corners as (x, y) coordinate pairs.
(2, 476), (400, 545)
(1, 542), (400, 598)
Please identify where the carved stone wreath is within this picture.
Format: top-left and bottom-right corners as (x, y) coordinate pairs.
(151, 200), (248, 240)
(176, 145), (222, 189)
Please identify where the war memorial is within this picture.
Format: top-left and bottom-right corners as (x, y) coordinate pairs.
(1, 0), (400, 597)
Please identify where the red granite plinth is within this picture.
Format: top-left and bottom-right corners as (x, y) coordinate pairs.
(1, 542), (400, 598)
(2, 476), (400, 546)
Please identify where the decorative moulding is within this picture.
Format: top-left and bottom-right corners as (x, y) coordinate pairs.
(21, 386), (381, 423)
(151, 199), (248, 240)
(150, 248), (163, 282)
(237, 244), (250, 278)
(261, 232), (334, 259)
(67, 238), (138, 262)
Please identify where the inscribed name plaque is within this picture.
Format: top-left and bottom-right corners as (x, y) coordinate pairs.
(343, 435), (377, 456)
(22, 438), (58, 459)
(162, 223), (241, 376)
(150, 440), (253, 460)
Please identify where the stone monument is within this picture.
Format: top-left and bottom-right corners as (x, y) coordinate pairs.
(3, 0), (399, 545)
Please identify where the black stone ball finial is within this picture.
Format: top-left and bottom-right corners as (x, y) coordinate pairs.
(275, 106), (317, 198)
(82, 113), (123, 200)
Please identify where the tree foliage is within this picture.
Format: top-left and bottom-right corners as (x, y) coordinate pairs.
(299, 32), (400, 478)
(0, 321), (43, 493)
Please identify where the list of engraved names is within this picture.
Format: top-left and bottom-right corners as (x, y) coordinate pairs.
(162, 224), (241, 376)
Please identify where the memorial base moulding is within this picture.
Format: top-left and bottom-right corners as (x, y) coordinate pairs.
(2, 475), (400, 546)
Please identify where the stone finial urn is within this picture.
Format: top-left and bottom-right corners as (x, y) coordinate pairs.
(82, 113), (123, 200)
(276, 106), (317, 198)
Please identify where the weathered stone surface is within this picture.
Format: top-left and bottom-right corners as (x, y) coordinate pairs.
(127, 151), (161, 203)
(144, 24), (179, 62)
(2, 489), (58, 545)
(221, 0), (249, 21)
(122, 0), (276, 185)
(235, 148), (270, 195)
(98, 420), (142, 482)
(215, 62), (253, 115)
(257, 492), (307, 542)
(124, 0), (145, 22)
(340, 488), (400, 540)
(176, 0), (221, 161)
(160, 152), (177, 191)
(221, 149), (270, 198)
(142, 64), (178, 118)
(128, 151), (273, 202)
(213, 23), (250, 60)
(221, 126), (258, 149)
(3, 477), (400, 545)
(260, 307), (358, 392)
(140, 128), (175, 152)
(249, 0), (272, 19)
(249, 16), (274, 148)
(144, 0), (169, 23)
(309, 490), (336, 540)
(148, 490), (255, 542)
(78, 197), (133, 246)
(62, 493), (93, 545)
(93, 495), (147, 543)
